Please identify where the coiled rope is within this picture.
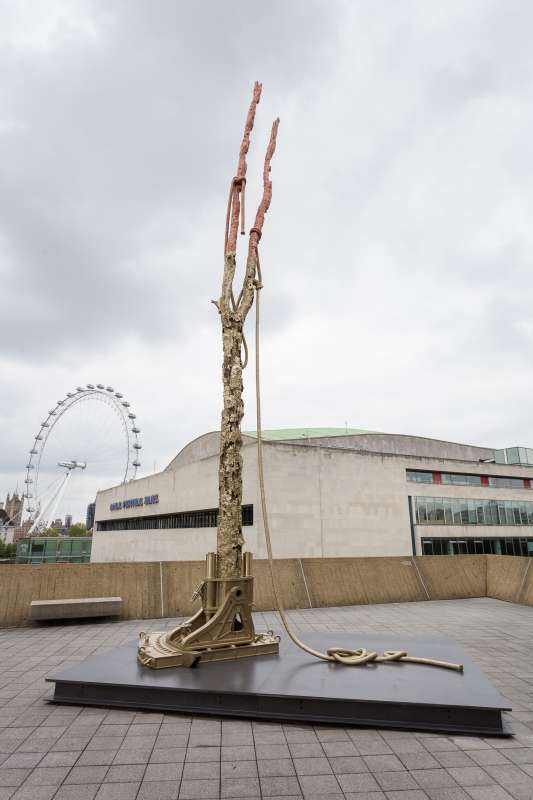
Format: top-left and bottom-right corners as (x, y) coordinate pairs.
(250, 245), (463, 672)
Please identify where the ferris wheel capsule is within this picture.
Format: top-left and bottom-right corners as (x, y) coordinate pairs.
(115, 392), (123, 398)
(133, 460), (141, 468)
(97, 383), (105, 389)
(76, 387), (84, 392)
(106, 386), (114, 392)
(86, 384), (95, 389)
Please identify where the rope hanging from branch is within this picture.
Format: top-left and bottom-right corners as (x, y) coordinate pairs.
(216, 81), (462, 671)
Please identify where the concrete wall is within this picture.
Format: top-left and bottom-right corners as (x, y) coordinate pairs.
(93, 439), (533, 563)
(2, 554), (531, 628)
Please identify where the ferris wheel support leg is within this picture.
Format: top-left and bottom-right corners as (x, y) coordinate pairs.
(28, 472), (71, 536)
(44, 471), (73, 533)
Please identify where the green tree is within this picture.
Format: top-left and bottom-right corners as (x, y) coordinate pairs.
(38, 528), (60, 537)
(69, 523), (89, 537)
(0, 541), (16, 559)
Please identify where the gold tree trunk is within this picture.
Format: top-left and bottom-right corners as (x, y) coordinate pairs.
(214, 81), (278, 580)
(217, 255), (257, 578)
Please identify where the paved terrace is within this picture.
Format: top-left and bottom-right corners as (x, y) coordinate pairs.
(0, 598), (532, 800)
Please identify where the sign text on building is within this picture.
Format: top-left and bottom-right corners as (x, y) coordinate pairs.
(110, 494), (159, 512)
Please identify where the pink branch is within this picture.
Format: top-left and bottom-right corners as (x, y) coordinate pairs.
(248, 117), (280, 260)
(226, 81), (262, 255)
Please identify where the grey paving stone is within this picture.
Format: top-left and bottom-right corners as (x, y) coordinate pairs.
(446, 766), (495, 786)
(253, 729), (286, 744)
(143, 762), (183, 782)
(485, 763), (533, 781)
(465, 787), (515, 799)
(178, 778), (220, 799)
(467, 749), (510, 766)
(384, 792), (429, 800)
(65, 766), (109, 784)
(343, 793), (385, 800)
(256, 743), (291, 759)
(294, 757), (332, 775)
(221, 732), (253, 746)
(122, 734), (157, 749)
(39, 750), (79, 767)
(258, 759), (296, 777)
(23, 766), (71, 785)
(321, 740), (358, 757)
(137, 781), (181, 800)
(374, 770), (420, 790)
(95, 782), (140, 799)
(328, 756), (368, 774)
(433, 752), (476, 768)
(221, 760), (258, 778)
(0, 753), (43, 769)
(221, 745), (255, 761)
(288, 743), (324, 759)
(105, 764), (146, 782)
(86, 736), (125, 751)
(155, 735), (189, 749)
(424, 790), (471, 800)
(182, 761), (219, 780)
(412, 769), (458, 789)
(112, 747), (152, 764)
(424, 740), (460, 753)
(220, 776), (260, 797)
(9, 787), (59, 800)
(184, 746), (220, 762)
(260, 776), (302, 796)
(284, 729), (319, 745)
(53, 786), (100, 800)
(364, 754), (406, 771)
(337, 772), (382, 792)
(399, 752), (441, 770)
(315, 729), (350, 743)
(149, 748), (186, 764)
(97, 724), (130, 737)
(505, 748), (533, 765)
(298, 775), (340, 800)
(76, 750), (117, 766)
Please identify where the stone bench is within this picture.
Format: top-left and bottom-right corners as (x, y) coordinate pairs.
(30, 597), (122, 621)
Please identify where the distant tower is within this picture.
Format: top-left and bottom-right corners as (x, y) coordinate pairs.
(86, 502), (96, 532)
(65, 514), (72, 530)
(5, 492), (22, 527)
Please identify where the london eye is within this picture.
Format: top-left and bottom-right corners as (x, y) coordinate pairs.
(24, 384), (142, 532)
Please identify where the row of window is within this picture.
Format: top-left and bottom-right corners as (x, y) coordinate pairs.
(414, 496), (533, 526)
(16, 537), (92, 564)
(407, 469), (530, 490)
(97, 505), (254, 532)
(421, 537), (533, 557)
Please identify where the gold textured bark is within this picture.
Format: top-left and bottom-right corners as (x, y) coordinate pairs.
(215, 82), (279, 579)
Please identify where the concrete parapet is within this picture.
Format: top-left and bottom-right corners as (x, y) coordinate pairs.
(0, 554), (532, 627)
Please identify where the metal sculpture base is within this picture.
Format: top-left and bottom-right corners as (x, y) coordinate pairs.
(138, 552), (279, 668)
(47, 632), (511, 735)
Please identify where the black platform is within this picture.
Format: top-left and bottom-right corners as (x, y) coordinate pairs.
(47, 632), (511, 736)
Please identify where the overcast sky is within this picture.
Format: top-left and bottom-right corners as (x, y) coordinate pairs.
(2, 0), (533, 521)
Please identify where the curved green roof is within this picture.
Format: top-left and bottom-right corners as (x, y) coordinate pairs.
(243, 427), (374, 441)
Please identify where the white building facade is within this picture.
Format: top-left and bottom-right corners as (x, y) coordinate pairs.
(91, 428), (533, 563)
